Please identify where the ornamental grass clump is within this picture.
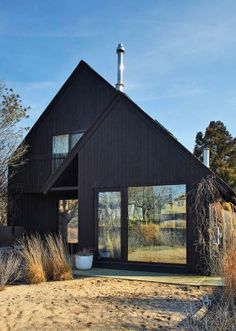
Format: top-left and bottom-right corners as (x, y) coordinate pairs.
(19, 234), (46, 284)
(223, 246), (236, 299)
(45, 234), (72, 281)
(0, 250), (21, 290)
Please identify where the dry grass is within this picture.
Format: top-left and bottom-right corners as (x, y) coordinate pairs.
(18, 235), (46, 284)
(185, 291), (236, 331)
(45, 234), (72, 281)
(18, 234), (73, 283)
(0, 250), (21, 290)
(223, 246), (236, 299)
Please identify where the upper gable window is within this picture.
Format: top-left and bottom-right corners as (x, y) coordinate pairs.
(70, 132), (84, 149)
(52, 131), (84, 172)
(53, 134), (69, 156)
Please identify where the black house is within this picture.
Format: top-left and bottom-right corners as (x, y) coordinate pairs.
(8, 45), (235, 274)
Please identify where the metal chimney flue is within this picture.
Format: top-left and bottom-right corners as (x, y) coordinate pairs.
(116, 43), (125, 92)
(203, 147), (210, 168)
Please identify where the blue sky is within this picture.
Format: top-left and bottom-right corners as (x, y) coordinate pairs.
(1, 0), (236, 151)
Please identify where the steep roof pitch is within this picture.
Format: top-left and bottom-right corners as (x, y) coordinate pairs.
(24, 60), (117, 142)
(41, 76), (236, 200)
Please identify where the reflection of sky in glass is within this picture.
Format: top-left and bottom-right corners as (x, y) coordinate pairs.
(70, 132), (84, 149)
(53, 134), (69, 154)
(154, 185), (186, 200)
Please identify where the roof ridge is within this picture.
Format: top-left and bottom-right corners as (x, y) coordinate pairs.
(117, 92), (236, 197)
(24, 60), (117, 143)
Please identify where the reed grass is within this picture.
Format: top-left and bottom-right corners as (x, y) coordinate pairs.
(45, 234), (73, 281)
(0, 250), (21, 290)
(18, 234), (46, 284)
(223, 246), (236, 299)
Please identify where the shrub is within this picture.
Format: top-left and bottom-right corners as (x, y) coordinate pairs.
(185, 291), (236, 331)
(223, 246), (236, 299)
(140, 223), (162, 245)
(18, 234), (46, 284)
(0, 250), (21, 290)
(45, 234), (72, 281)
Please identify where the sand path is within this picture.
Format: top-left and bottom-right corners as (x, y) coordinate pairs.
(0, 277), (212, 330)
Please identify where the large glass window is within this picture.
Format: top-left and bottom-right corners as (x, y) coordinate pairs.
(128, 185), (186, 264)
(98, 192), (121, 259)
(58, 199), (78, 243)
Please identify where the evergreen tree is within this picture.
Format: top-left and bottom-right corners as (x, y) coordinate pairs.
(193, 121), (236, 191)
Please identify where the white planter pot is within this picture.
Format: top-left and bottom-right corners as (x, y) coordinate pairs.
(75, 254), (93, 270)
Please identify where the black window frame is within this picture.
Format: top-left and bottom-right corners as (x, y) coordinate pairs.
(52, 130), (85, 173)
(94, 184), (188, 267)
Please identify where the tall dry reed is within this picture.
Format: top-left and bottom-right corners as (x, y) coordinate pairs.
(0, 250), (21, 290)
(223, 246), (236, 299)
(45, 234), (72, 281)
(185, 291), (236, 331)
(18, 234), (46, 284)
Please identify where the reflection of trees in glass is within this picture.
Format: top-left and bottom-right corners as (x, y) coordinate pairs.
(98, 192), (121, 228)
(58, 199), (78, 243)
(128, 185), (187, 264)
(128, 185), (186, 224)
(98, 192), (121, 258)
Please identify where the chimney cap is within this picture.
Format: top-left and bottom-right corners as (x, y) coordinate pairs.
(116, 43), (125, 53)
(203, 147), (210, 168)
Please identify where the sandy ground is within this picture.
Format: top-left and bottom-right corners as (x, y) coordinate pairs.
(0, 277), (212, 331)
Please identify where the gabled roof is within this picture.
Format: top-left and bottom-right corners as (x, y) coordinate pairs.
(24, 60), (116, 142)
(41, 64), (236, 200)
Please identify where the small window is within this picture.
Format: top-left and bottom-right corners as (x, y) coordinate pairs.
(70, 132), (84, 149)
(52, 134), (69, 172)
(53, 134), (69, 156)
(52, 131), (84, 172)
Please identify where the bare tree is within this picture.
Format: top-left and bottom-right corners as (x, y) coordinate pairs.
(0, 83), (29, 225)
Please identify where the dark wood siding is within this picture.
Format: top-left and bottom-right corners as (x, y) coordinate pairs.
(10, 62), (116, 194)
(78, 96), (211, 273)
(8, 193), (58, 235)
(8, 62), (116, 234)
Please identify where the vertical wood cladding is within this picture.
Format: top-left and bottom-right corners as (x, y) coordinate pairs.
(8, 193), (58, 235)
(10, 62), (116, 194)
(8, 61), (115, 234)
(78, 96), (212, 273)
